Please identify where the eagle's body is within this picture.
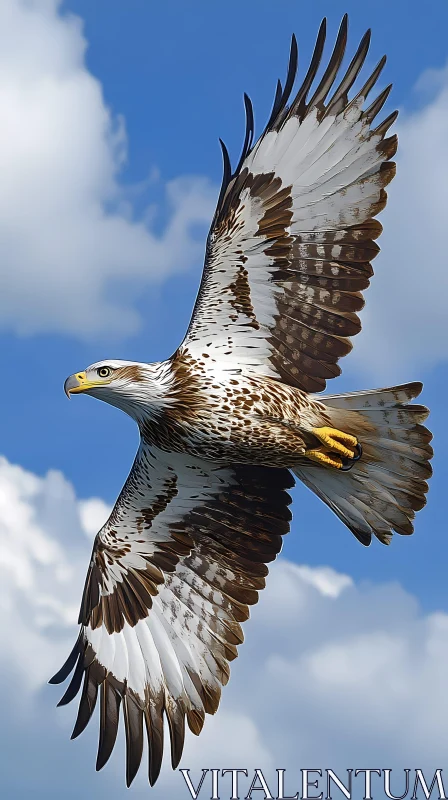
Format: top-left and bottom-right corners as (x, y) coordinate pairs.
(107, 355), (328, 466)
(51, 18), (433, 789)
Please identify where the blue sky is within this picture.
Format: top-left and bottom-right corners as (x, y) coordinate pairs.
(1, 1), (448, 797)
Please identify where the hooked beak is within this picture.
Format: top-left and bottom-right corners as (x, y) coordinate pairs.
(64, 372), (90, 398)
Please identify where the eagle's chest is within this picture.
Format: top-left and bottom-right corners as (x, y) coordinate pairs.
(140, 374), (312, 466)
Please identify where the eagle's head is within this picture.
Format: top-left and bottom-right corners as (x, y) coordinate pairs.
(64, 359), (170, 420)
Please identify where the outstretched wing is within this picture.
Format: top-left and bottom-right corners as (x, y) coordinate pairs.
(50, 443), (293, 787)
(182, 16), (397, 393)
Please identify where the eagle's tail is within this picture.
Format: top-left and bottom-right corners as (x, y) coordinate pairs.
(293, 382), (433, 546)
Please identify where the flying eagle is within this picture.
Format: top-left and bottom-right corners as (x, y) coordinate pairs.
(51, 17), (433, 787)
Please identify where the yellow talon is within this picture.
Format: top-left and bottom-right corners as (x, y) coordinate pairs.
(310, 426), (358, 460)
(304, 449), (343, 469)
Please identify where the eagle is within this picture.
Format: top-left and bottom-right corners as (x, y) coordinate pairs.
(51, 17), (433, 788)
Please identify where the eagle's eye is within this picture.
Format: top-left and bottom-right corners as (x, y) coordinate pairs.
(97, 366), (112, 378)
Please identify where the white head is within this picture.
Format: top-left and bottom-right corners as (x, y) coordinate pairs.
(63, 359), (172, 421)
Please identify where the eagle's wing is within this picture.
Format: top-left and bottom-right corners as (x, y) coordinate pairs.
(50, 443), (293, 787)
(182, 16), (397, 393)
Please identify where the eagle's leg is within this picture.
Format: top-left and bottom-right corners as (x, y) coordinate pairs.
(310, 426), (358, 459)
(303, 448), (344, 469)
(304, 427), (362, 470)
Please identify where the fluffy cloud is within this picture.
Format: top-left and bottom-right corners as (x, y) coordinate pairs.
(1, 452), (448, 798)
(350, 65), (448, 382)
(78, 496), (112, 538)
(0, 455), (92, 688)
(0, 0), (215, 339)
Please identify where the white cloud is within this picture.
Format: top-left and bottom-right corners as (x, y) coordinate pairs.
(1, 452), (448, 797)
(293, 563), (353, 598)
(0, 455), (89, 688)
(78, 497), (111, 538)
(350, 64), (448, 382)
(0, 0), (215, 340)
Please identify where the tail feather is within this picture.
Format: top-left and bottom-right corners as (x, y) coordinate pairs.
(322, 382), (424, 409)
(294, 382), (432, 546)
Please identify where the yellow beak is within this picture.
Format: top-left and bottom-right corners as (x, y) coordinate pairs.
(64, 371), (94, 397)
